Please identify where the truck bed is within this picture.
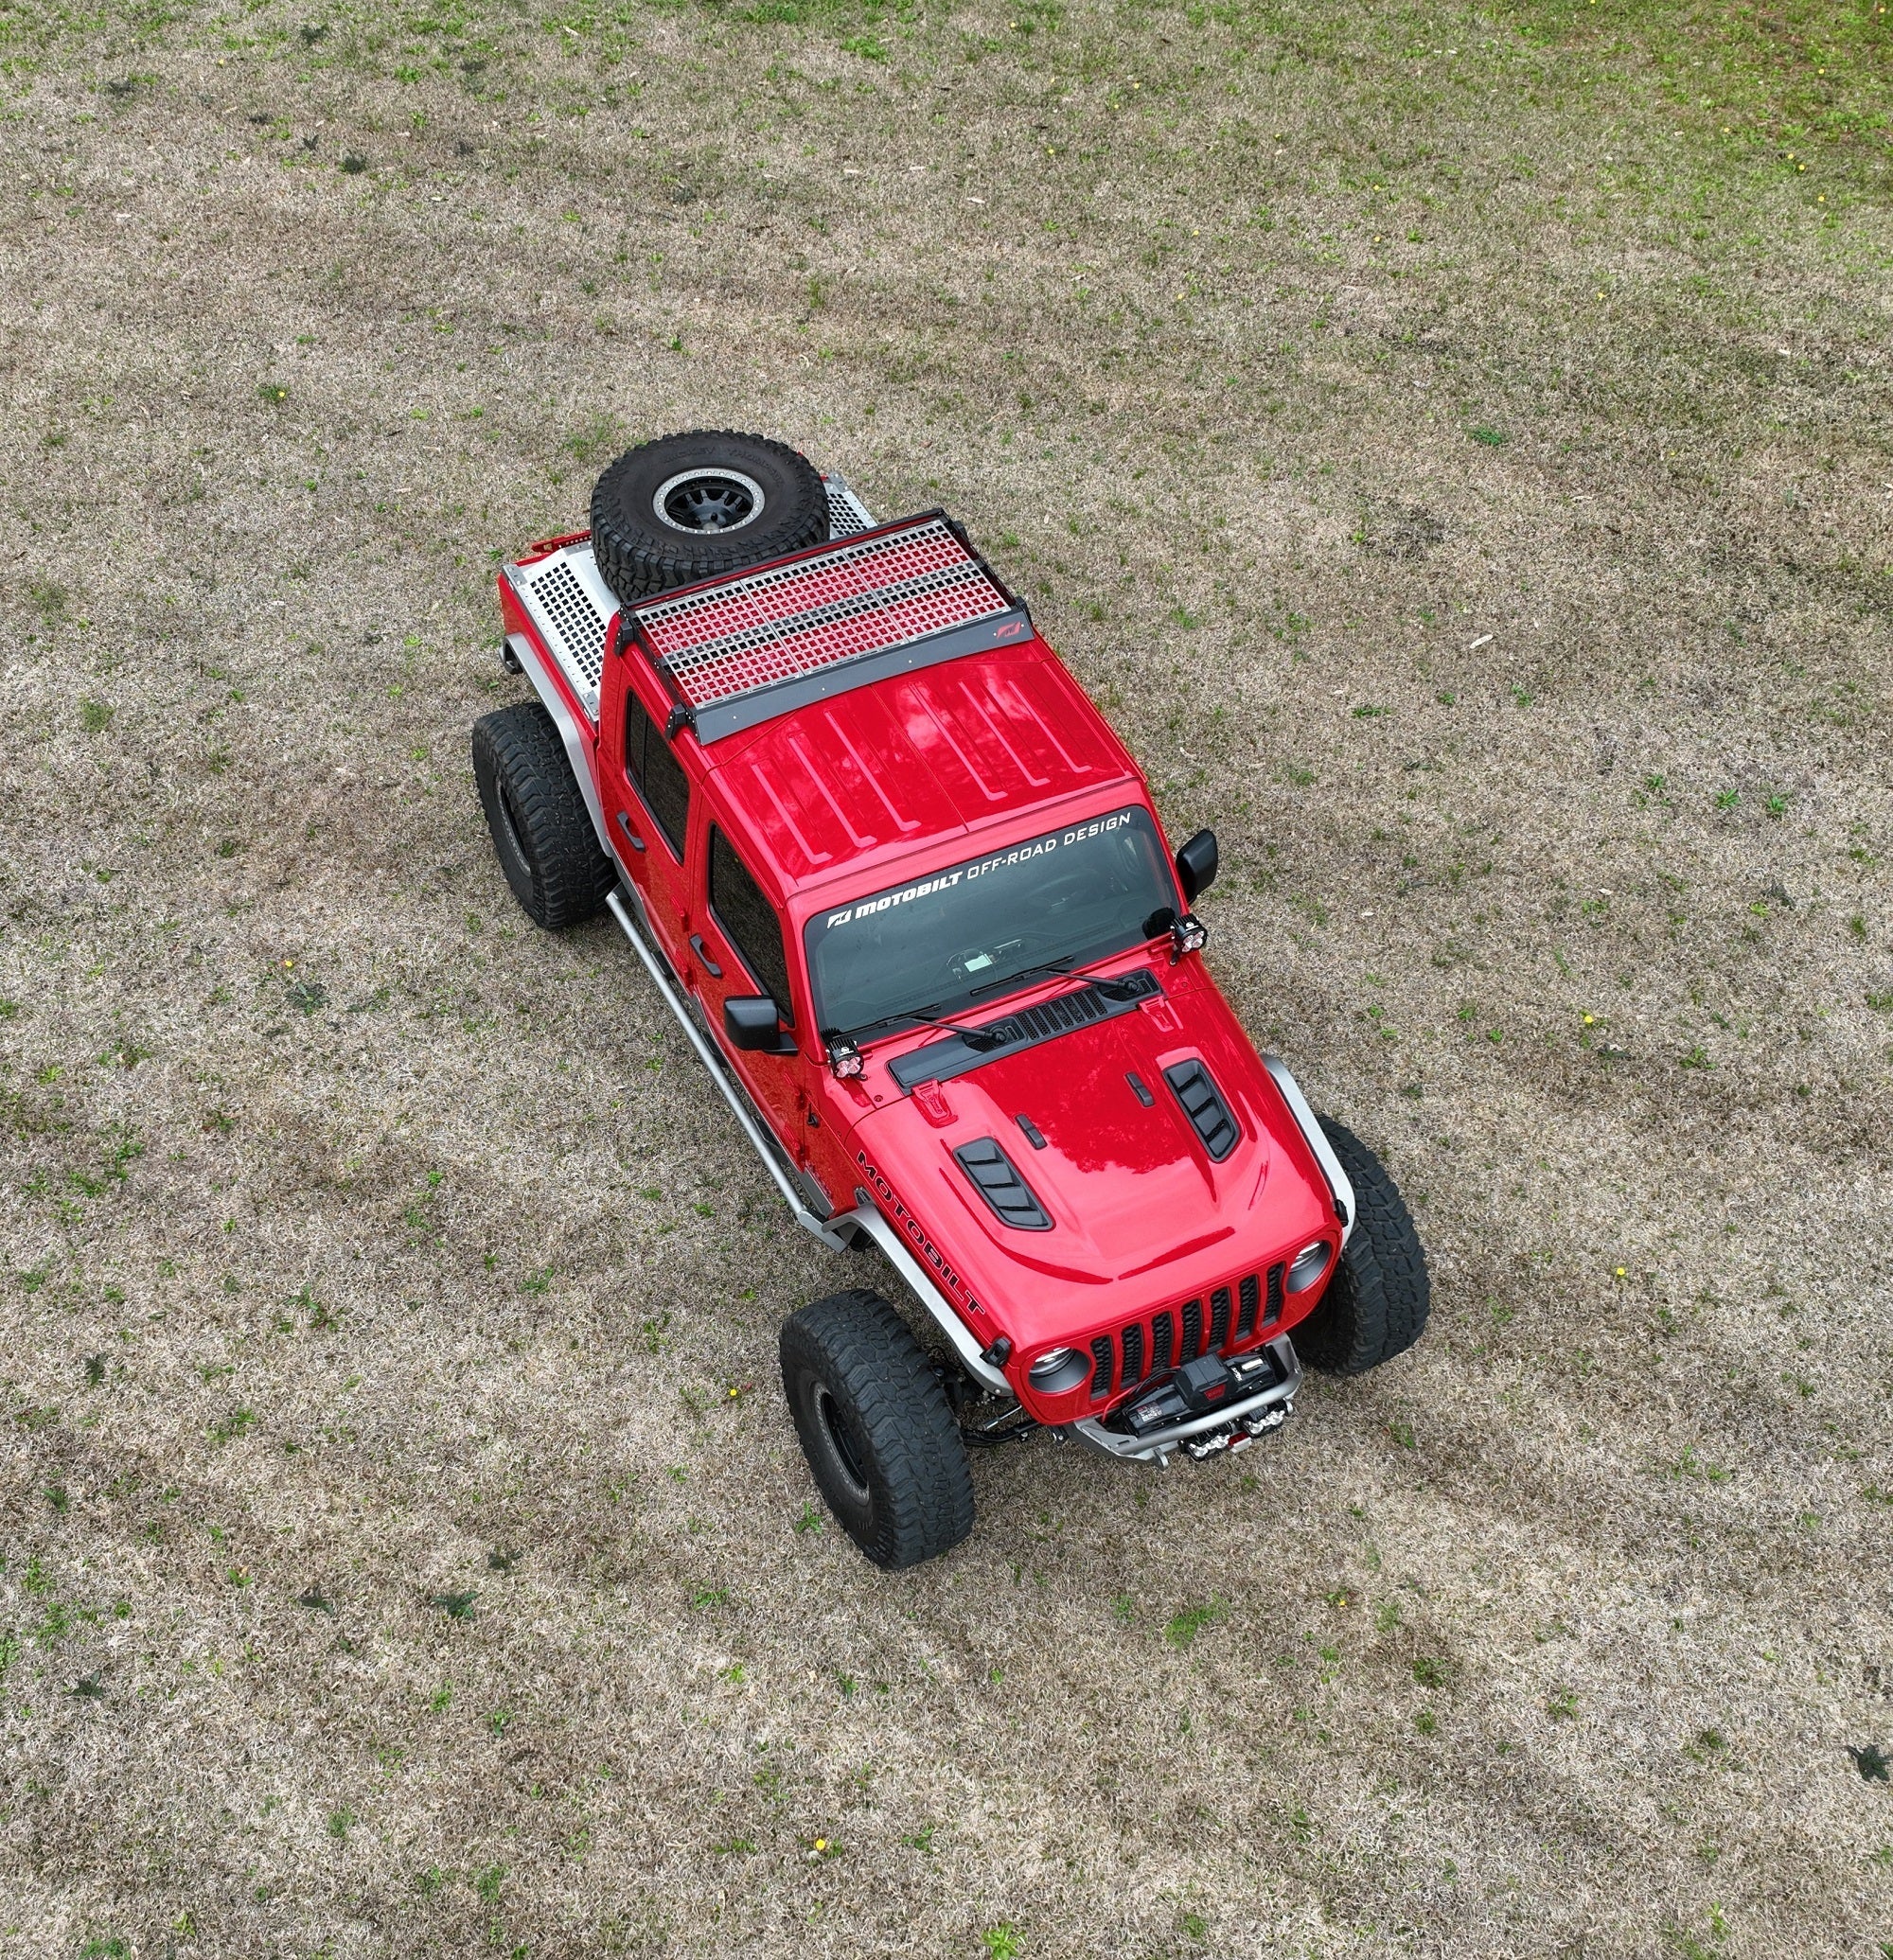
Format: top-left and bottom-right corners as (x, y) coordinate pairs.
(502, 474), (876, 726)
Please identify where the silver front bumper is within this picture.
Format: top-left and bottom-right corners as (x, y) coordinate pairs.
(1068, 1336), (1302, 1464)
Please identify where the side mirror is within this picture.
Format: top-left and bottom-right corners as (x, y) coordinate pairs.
(1176, 828), (1219, 904)
(724, 996), (795, 1055)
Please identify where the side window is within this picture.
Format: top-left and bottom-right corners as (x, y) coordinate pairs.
(624, 690), (690, 858)
(709, 828), (793, 1022)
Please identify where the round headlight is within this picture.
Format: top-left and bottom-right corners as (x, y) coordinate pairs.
(1287, 1238), (1333, 1293)
(1027, 1347), (1091, 1394)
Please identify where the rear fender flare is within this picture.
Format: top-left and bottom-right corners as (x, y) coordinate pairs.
(508, 631), (611, 857)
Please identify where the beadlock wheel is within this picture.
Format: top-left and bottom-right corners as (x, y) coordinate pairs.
(651, 466), (766, 535)
(589, 430), (828, 605)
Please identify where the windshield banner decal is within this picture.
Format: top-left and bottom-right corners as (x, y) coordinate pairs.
(822, 812), (1134, 933)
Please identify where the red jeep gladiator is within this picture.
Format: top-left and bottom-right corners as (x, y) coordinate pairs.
(475, 432), (1428, 1567)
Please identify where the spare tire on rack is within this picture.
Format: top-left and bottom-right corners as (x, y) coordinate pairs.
(589, 429), (830, 606)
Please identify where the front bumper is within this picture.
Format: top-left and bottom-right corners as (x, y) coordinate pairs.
(1067, 1336), (1302, 1464)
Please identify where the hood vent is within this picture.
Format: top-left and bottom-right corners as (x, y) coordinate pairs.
(1164, 1059), (1239, 1161)
(891, 970), (1161, 1091)
(953, 1137), (1052, 1231)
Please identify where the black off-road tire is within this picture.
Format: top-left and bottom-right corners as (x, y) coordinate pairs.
(471, 701), (616, 930)
(780, 1290), (976, 1570)
(590, 430), (829, 606)
(1293, 1118), (1431, 1374)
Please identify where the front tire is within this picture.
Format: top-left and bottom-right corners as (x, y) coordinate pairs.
(1293, 1118), (1431, 1374)
(780, 1290), (975, 1569)
(471, 702), (616, 930)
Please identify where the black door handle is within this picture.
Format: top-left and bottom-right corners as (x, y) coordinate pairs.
(615, 809), (646, 853)
(689, 934), (722, 979)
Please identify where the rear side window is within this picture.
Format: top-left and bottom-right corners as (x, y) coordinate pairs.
(625, 691), (690, 857)
(709, 828), (793, 1022)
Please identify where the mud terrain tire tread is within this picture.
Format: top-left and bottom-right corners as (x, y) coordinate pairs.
(590, 429), (829, 605)
(780, 1289), (975, 1570)
(1293, 1118), (1431, 1374)
(471, 701), (616, 930)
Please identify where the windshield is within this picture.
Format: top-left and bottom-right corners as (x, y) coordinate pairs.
(805, 806), (1179, 1036)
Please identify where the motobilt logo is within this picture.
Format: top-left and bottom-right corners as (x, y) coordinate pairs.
(822, 811), (1133, 932)
(855, 1150), (982, 1313)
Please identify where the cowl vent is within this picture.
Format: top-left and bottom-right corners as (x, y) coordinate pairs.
(1164, 1060), (1239, 1161)
(953, 1138), (1053, 1231)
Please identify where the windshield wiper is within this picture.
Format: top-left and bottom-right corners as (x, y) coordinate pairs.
(967, 955), (1144, 1003)
(828, 999), (1008, 1051)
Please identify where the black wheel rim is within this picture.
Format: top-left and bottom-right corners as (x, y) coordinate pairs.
(654, 468), (763, 533)
(812, 1384), (870, 1501)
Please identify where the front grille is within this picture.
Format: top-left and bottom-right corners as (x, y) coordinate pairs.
(1083, 1260), (1289, 1402)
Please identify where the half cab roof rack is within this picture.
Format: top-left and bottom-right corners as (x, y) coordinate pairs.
(627, 511), (1032, 744)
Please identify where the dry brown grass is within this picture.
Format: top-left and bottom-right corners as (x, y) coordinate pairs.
(2, 0), (1891, 1953)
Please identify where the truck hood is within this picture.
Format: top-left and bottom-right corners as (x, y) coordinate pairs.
(847, 970), (1335, 1351)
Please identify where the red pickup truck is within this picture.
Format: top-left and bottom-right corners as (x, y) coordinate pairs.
(475, 432), (1429, 1568)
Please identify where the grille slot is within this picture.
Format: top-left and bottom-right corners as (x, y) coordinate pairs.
(1149, 1311), (1175, 1374)
(952, 1137), (1052, 1231)
(1121, 1321), (1145, 1385)
(1236, 1272), (1260, 1340)
(1264, 1262), (1284, 1328)
(1209, 1286), (1231, 1353)
(1088, 1336), (1114, 1401)
(1163, 1058), (1240, 1161)
(1179, 1297), (1203, 1363)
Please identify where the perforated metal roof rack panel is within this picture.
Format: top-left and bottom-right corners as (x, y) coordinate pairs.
(630, 512), (1032, 743)
(504, 541), (618, 721)
(1164, 1059), (1240, 1162)
(823, 474), (876, 538)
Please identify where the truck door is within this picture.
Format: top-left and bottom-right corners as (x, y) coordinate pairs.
(605, 664), (696, 968)
(687, 818), (812, 1172)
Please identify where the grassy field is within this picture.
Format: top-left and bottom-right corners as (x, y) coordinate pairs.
(2, 0), (1891, 1951)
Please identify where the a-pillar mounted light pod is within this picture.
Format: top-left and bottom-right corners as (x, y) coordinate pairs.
(1170, 912), (1209, 962)
(826, 1037), (865, 1081)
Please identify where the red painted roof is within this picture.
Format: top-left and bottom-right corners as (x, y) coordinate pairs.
(706, 639), (1138, 891)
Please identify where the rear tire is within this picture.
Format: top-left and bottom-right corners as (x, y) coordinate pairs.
(590, 430), (829, 606)
(471, 702), (616, 930)
(1293, 1118), (1430, 1374)
(780, 1290), (975, 1569)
